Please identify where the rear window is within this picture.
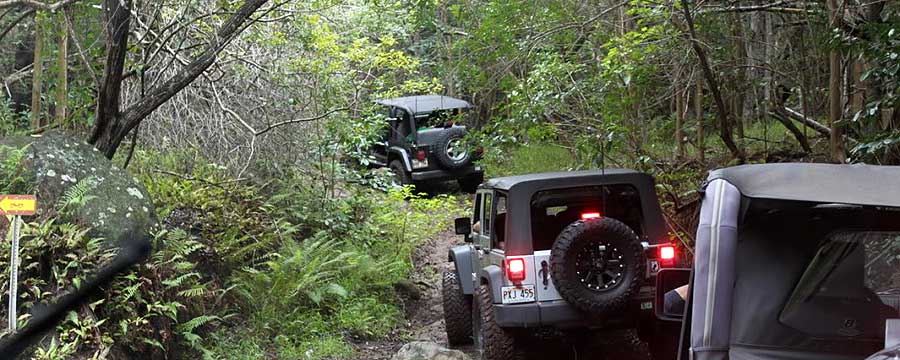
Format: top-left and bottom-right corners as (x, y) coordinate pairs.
(780, 230), (900, 340)
(529, 185), (644, 251)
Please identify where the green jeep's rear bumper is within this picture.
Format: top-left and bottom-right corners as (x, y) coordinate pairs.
(411, 166), (483, 182)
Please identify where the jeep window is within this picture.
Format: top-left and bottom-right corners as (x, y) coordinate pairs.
(493, 194), (508, 250)
(472, 193), (482, 230)
(530, 185), (644, 251)
(481, 193), (492, 237)
(780, 231), (900, 340)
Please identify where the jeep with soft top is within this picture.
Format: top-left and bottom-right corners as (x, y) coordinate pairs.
(442, 169), (678, 359)
(370, 95), (484, 193)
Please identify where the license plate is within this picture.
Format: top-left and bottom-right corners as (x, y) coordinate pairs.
(501, 285), (535, 304)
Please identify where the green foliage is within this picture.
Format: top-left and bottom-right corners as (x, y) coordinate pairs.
(481, 143), (575, 178)
(0, 144), (31, 194)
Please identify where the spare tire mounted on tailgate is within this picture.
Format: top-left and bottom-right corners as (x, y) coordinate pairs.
(549, 217), (644, 316)
(434, 127), (471, 169)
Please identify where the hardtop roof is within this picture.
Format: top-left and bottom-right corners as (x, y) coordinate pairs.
(484, 169), (643, 191)
(375, 95), (471, 115)
(708, 163), (900, 208)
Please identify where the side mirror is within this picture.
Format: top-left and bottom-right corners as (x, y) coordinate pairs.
(655, 268), (691, 321)
(454, 217), (471, 237)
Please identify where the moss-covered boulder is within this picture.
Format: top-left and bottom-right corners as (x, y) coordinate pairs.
(0, 131), (156, 244)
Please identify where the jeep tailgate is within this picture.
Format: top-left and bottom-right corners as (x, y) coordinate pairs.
(533, 250), (562, 301)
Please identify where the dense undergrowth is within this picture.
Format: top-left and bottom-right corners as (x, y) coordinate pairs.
(1, 147), (466, 359)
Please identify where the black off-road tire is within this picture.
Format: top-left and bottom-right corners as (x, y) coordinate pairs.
(550, 217), (644, 317)
(434, 127), (472, 169)
(389, 160), (412, 186)
(474, 283), (517, 360)
(457, 173), (483, 194)
(442, 271), (473, 345)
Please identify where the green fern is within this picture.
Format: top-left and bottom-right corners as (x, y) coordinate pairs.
(57, 176), (99, 215)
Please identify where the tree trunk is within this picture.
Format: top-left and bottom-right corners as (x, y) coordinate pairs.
(90, 0), (271, 159)
(675, 73), (685, 160)
(89, 0), (130, 150)
(695, 77), (705, 163)
(30, 15), (43, 129)
(827, 0), (847, 163)
(680, 0), (743, 161)
(55, 16), (67, 125)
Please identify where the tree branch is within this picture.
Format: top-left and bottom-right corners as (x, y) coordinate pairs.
(0, 0), (81, 11)
(254, 108), (348, 136)
(0, 8), (33, 43)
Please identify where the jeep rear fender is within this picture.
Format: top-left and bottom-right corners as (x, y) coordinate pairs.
(479, 265), (504, 303)
(388, 147), (413, 172)
(448, 245), (475, 295)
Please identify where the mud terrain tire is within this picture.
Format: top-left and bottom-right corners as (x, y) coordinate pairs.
(474, 283), (517, 360)
(434, 127), (471, 169)
(442, 271), (473, 345)
(550, 217), (644, 316)
(389, 160), (412, 186)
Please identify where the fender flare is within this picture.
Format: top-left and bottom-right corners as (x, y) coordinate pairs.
(448, 245), (475, 295)
(478, 265), (504, 304)
(388, 146), (413, 172)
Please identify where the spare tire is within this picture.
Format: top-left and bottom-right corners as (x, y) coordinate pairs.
(434, 127), (472, 169)
(550, 217), (644, 316)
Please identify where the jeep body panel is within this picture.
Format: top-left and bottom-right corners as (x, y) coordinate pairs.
(448, 245), (476, 295)
(478, 265), (504, 303)
(532, 250), (562, 301)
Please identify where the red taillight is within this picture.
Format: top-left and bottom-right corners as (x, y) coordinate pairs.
(444, 121), (455, 127)
(506, 258), (526, 282)
(581, 212), (602, 220)
(416, 149), (427, 161)
(660, 246), (675, 260)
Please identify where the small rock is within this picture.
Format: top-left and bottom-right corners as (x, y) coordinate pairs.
(391, 342), (470, 360)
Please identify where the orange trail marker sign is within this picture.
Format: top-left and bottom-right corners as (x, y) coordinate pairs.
(0, 195), (36, 216)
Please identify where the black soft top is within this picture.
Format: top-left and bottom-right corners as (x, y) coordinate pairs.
(708, 163), (900, 208)
(483, 169), (668, 254)
(375, 95), (471, 115)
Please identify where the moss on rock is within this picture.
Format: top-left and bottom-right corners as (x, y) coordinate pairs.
(0, 131), (156, 244)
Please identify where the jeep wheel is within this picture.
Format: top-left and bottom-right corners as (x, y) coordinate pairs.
(550, 217), (644, 317)
(442, 271), (473, 345)
(457, 173), (483, 194)
(435, 127), (472, 169)
(474, 283), (517, 360)
(389, 160), (412, 187)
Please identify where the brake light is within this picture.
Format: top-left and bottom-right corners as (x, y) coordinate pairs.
(581, 212), (602, 220)
(660, 246), (675, 260)
(506, 258), (526, 282)
(416, 149), (427, 161)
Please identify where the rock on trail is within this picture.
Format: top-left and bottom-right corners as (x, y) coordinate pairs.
(391, 342), (470, 360)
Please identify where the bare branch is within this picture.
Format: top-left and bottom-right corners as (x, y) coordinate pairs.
(254, 108), (348, 136)
(0, 0), (81, 11)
